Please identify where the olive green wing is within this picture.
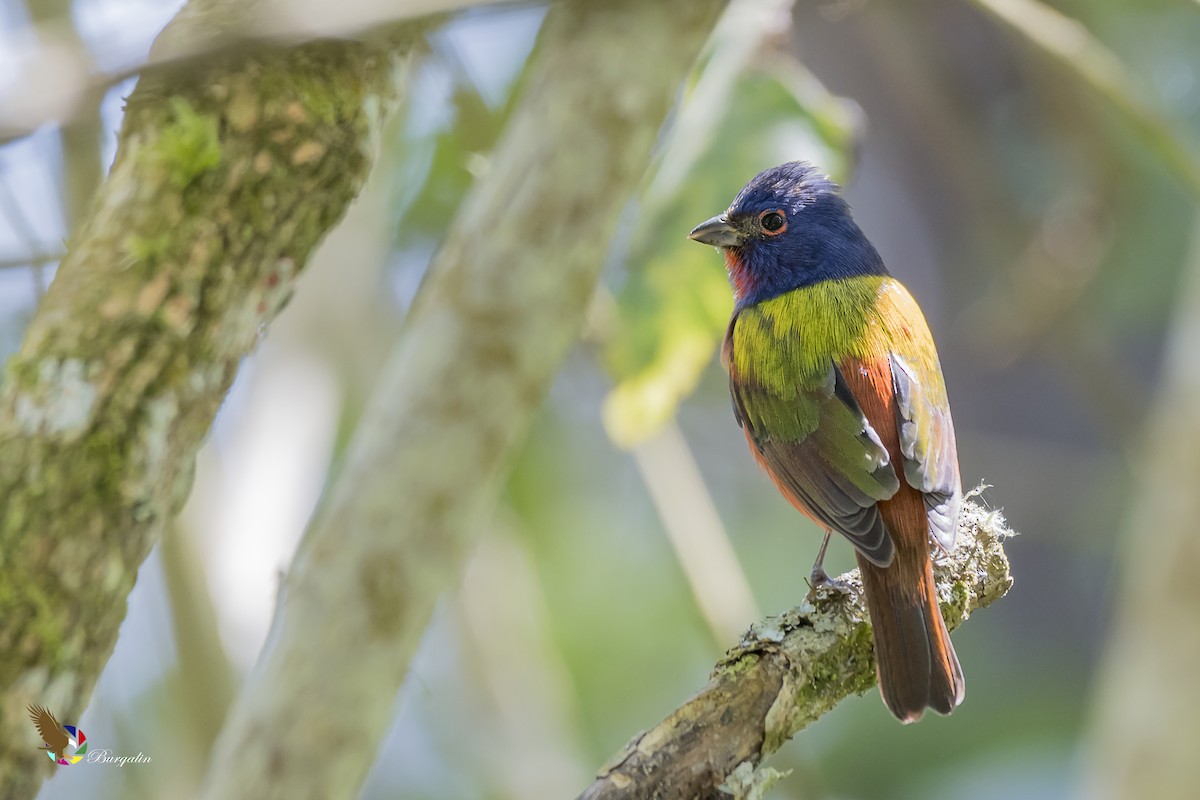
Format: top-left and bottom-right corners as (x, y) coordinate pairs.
(730, 349), (901, 567)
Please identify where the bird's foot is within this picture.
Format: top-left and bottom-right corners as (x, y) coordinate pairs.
(805, 565), (851, 600)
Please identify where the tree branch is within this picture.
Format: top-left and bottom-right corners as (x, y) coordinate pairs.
(0, 4), (422, 794)
(578, 500), (1014, 800)
(195, 1), (727, 798)
(0, 0), (528, 146)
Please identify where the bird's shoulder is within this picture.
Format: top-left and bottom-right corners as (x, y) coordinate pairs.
(726, 275), (911, 389)
(724, 274), (951, 438)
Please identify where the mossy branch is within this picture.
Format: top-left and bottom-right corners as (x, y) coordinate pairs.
(0, 4), (421, 794)
(578, 501), (1014, 800)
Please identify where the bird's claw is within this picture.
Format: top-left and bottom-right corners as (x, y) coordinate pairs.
(806, 566), (851, 599)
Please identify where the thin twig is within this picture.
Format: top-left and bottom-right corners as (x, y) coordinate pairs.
(0, 180), (54, 298)
(0, 251), (63, 271)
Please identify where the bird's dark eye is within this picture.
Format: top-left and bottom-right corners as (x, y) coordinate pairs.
(760, 210), (786, 234)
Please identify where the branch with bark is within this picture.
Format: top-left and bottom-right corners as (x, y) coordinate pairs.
(579, 501), (1014, 800)
(0, 0), (496, 144)
(0, 3), (422, 793)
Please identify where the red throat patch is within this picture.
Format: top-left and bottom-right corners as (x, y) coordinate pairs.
(724, 248), (752, 303)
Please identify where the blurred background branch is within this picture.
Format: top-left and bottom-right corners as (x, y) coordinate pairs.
(630, 422), (760, 646)
(20, 0), (103, 232)
(967, 0), (1200, 197)
(580, 502), (1014, 800)
(1084, 213), (1200, 800)
(196, 1), (727, 798)
(158, 522), (236, 790)
(0, 0), (519, 145)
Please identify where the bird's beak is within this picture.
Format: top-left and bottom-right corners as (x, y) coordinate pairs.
(688, 215), (741, 247)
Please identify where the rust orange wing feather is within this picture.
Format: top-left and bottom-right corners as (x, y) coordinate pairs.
(840, 352), (964, 721)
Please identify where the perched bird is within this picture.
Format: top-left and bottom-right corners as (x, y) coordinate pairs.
(27, 703), (71, 762)
(689, 162), (964, 722)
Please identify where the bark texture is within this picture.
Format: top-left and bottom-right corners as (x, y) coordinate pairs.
(0, 5), (416, 794)
(579, 501), (1014, 800)
(196, 1), (727, 798)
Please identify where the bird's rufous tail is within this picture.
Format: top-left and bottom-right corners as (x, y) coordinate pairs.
(857, 549), (964, 723)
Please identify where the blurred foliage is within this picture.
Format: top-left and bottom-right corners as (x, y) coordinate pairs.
(969, 0), (1200, 195)
(386, 18), (537, 294)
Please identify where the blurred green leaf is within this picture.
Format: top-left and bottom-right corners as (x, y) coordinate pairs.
(602, 67), (858, 447)
(390, 79), (506, 252)
(388, 25), (539, 260)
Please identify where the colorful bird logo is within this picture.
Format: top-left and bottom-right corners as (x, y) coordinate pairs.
(27, 704), (88, 765)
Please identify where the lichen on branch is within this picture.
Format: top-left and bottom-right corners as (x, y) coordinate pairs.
(579, 501), (1014, 800)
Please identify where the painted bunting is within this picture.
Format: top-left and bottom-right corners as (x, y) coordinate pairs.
(689, 162), (964, 722)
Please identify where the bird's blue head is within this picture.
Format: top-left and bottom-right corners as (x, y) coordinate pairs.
(689, 162), (887, 308)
